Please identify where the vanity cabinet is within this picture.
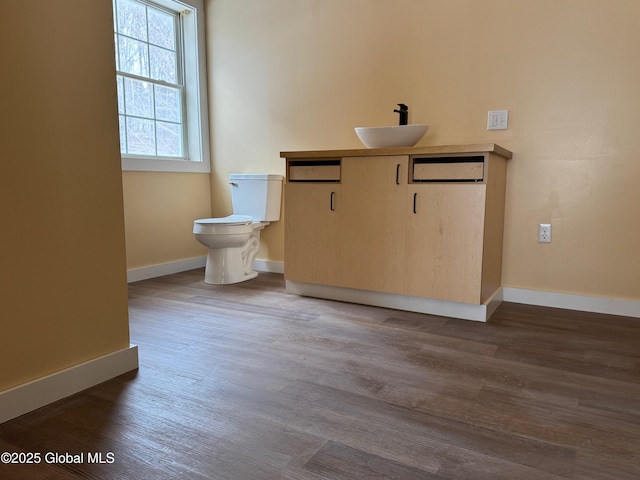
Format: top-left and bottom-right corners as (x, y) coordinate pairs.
(282, 144), (511, 321)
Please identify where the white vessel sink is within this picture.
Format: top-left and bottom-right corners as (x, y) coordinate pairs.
(354, 124), (429, 149)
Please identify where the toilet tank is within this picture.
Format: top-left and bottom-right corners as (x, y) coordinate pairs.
(230, 174), (283, 222)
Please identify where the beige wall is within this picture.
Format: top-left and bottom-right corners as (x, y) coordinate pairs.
(122, 172), (210, 269)
(0, 0), (131, 390)
(207, 0), (640, 301)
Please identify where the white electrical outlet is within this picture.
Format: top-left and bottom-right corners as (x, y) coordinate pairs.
(487, 110), (509, 130)
(538, 223), (551, 243)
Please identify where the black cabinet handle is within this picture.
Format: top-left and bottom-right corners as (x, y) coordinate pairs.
(413, 192), (417, 214)
(330, 191), (335, 211)
(396, 164), (401, 185)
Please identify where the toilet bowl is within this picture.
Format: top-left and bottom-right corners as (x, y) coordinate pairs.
(194, 215), (267, 284)
(193, 174), (282, 285)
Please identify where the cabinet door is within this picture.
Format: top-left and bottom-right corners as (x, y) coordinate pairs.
(405, 183), (486, 304)
(338, 156), (408, 293)
(284, 183), (341, 285)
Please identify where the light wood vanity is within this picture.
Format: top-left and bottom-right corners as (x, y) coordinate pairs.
(280, 144), (512, 321)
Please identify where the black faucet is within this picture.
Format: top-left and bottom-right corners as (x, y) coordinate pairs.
(393, 103), (409, 126)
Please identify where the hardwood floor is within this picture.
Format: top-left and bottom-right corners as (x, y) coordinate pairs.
(1, 269), (639, 479)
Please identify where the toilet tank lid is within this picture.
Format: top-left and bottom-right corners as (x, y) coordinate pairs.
(230, 173), (283, 181)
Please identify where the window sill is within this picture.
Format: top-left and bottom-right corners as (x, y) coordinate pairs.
(121, 156), (211, 173)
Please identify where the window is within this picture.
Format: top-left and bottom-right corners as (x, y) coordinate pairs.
(113, 0), (210, 172)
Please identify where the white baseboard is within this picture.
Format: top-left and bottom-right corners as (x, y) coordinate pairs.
(254, 259), (284, 274)
(0, 345), (139, 425)
(286, 280), (501, 322)
(127, 257), (206, 283)
(503, 287), (640, 318)
(286, 281), (640, 321)
(127, 258), (638, 319)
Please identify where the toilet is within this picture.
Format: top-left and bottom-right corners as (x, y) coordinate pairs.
(193, 174), (283, 285)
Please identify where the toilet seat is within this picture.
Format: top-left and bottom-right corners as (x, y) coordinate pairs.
(194, 214), (252, 226)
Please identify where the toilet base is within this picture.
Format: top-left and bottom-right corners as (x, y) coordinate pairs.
(204, 264), (259, 285)
(202, 224), (265, 285)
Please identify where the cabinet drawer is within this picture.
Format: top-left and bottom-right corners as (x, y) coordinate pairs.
(288, 161), (341, 182)
(412, 157), (484, 182)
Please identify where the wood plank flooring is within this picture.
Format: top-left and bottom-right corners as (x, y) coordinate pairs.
(1, 269), (639, 479)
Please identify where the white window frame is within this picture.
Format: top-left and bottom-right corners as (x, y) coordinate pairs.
(116, 0), (211, 173)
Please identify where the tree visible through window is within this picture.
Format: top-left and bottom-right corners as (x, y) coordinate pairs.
(114, 0), (184, 158)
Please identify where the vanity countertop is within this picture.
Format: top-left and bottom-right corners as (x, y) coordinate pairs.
(280, 143), (512, 160)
